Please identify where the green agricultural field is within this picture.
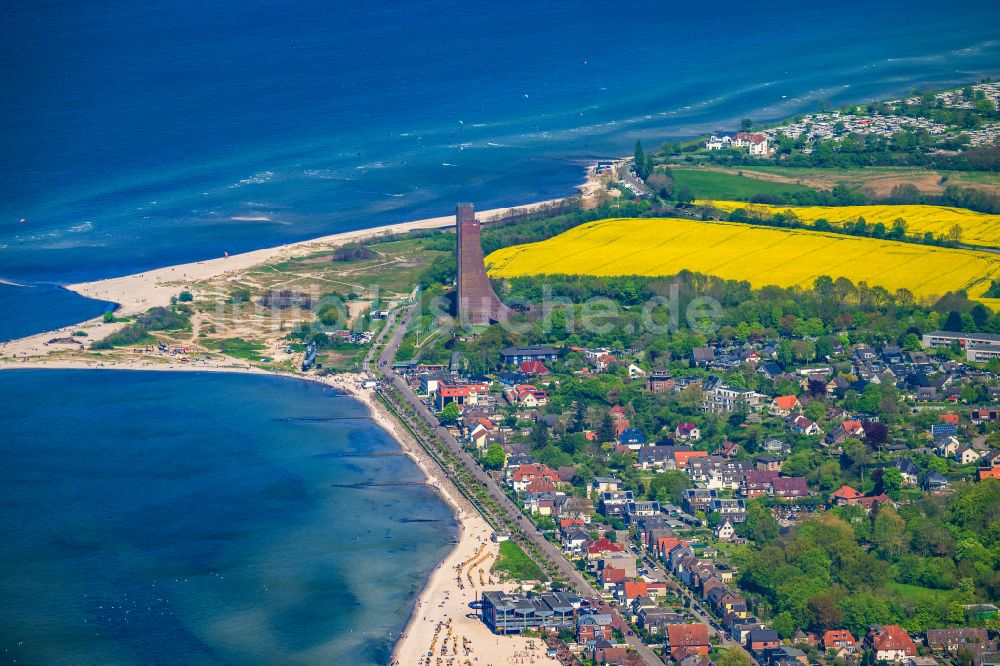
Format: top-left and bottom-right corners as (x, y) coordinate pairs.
(671, 167), (815, 200)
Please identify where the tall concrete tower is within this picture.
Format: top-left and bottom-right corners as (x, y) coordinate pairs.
(456, 203), (509, 325)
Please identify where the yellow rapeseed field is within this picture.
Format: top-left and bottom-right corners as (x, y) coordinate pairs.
(485, 217), (1000, 301)
(697, 201), (1000, 249)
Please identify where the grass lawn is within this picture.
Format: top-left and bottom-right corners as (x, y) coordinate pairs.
(491, 540), (545, 582)
(672, 168), (814, 200)
(202, 337), (268, 361)
(887, 582), (953, 604)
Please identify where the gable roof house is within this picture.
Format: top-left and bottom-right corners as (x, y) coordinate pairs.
(867, 625), (917, 662)
(786, 414), (822, 435)
(749, 629), (782, 652)
(770, 395), (801, 417)
(822, 629), (858, 653)
(831, 485), (863, 506)
(955, 445), (982, 466)
(925, 628), (991, 654)
(666, 624), (710, 660)
(772, 476), (810, 500)
(888, 458), (920, 486)
(675, 422), (701, 441)
(618, 428), (647, 450)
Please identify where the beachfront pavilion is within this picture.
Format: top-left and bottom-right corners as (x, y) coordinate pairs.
(480, 590), (578, 634)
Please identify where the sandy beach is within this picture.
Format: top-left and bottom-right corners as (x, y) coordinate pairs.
(325, 374), (559, 666)
(64, 196), (574, 319)
(0, 190), (596, 664)
(0, 360), (559, 666)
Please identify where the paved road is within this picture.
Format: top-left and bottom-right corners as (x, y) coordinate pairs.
(369, 302), (666, 666)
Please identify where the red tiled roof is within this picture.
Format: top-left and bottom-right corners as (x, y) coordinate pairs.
(520, 360), (549, 375)
(667, 624), (709, 647)
(870, 625), (916, 654)
(588, 537), (625, 555)
(622, 581), (648, 599)
(511, 463), (558, 482)
(774, 395), (799, 410)
(601, 566), (627, 584)
(832, 485), (863, 500)
(525, 478), (557, 493)
(823, 630), (857, 647)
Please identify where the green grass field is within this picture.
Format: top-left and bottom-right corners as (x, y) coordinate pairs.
(202, 337), (268, 361)
(491, 540), (545, 581)
(886, 582), (953, 604)
(671, 168), (814, 200)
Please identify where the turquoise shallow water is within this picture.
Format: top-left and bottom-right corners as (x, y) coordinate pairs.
(0, 370), (457, 665)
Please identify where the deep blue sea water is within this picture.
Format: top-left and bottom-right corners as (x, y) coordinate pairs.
(1, 3), (999, 663)
(0, 370), (457, 665)
(3, 0), (1000, 339)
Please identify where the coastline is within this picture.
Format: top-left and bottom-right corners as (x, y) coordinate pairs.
(0, 360), (558, 665)
(63, 195), (578, 319)
(0, 183), (599, 664)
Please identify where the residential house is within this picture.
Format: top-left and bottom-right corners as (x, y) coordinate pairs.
(675, 422), (701, 442)
(716, 519), (736, 541)
(509, 384), (548, 407)
(638, 609), (685, 635)
(925, 628), (991, 655)
(762, 438), (790, 455)
(709, 498), (747, 523)
(706, 135), (734, 150)
(734, 132), (770, 155)
(433, 379), (490, 409)
(500, 346), (560, 364)
(666, 624), (710, 660)
(772, 477), (810, 500)
(702, 384), (768, 415)
(684, 488), (718, 514)
(867, 625), (917, 663)
(618, 429), (647, 450)
(749, 629), (782, 652)
(936, 436), (961, 458)
(586, 640), (628, 665)
(756, 456), (784, 472)
(831, 485), (863, 506)
(599, 566), (627, 590)
(786, 414), (821, 435)
(674, 447), (709, 469)
(692, 347), (715, 365)
(743, 470), (779, 498)
(923, 470), (950, 491)
(716, 441), (740, 458)
(509, 464), (559, 493)
(647, 369), (675, 394)
(577, 613), (615, 643)
(587, 537), (625, 562)
(593, 477), (623, 494)
(519, 360), (550, 376)
(599, 491), (634, 518)
(955, 445), (982, 466)
(770, 395), (801, 417)
(624, 501), (661, 524)
(888, 458), (920, 486)
(822, 629), (858, 655)
(638, 445), (676, 470)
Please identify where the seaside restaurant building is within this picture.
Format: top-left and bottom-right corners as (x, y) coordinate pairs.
(480, 591), (579, 634)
